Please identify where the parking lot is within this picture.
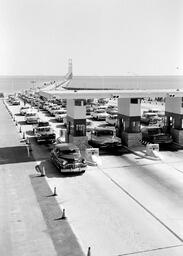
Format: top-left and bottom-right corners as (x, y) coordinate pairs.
(5, 98), (183, 256)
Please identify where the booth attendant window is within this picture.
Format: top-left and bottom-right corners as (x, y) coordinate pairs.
(131, 98), (138, 104)
(75, 124), (86, 136)
(75, 99), (86, 106)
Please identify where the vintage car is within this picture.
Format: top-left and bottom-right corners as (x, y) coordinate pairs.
(50, 143), (87, 173)
(86, 105), (93, 115)
(106, 105), (118, 114)
(55, 113), (67, 122)
(54, 108), (67, 118)
(88, 127), (121, 149)
(91, 109), (108, 120)
(34, 126), (56, 143)
(25, 111), (39, 124)
(11, 98), (20, 105)
(141, 112), (162, 125)
(33, 120), (50, 132)
(20, 106), (31, 115)
(49, 106), (61, 116)
(141, 126), (173, 145)
(106, 114), (118, 126)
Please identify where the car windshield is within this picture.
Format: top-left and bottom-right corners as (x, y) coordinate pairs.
(143, 113), (157, 117)
(26, 113), (36, 116)
(109, 115), (117, 119)
(94, 130), (114, 136)
(21, 107), (29, 110)
(57, 148), (80, 157)
(37, 127), (50, 132)
(56, 110), (66, 114)
(52, 107), (60, 110)
(95, 109), (105, 113)
(38, 122), (49, 127)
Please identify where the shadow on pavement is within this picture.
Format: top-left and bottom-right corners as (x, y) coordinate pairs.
(37, 159), (84, 179)
(26, 130), (34, 136)
(0, 145), (34, 165)
(30, 174), (84, 256)
(49, 119), (58, 123)
(18, 120), (28, 126)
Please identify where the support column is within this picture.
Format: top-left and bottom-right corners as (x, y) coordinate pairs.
(165, 96), (183, 145)
(116, 98), (142, 147)
(66, 99), (87, 149)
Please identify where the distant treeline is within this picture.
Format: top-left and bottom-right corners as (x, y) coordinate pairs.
(0, 93), (4, 98)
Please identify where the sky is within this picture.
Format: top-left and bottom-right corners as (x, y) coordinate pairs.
(0, 0), (183, 76)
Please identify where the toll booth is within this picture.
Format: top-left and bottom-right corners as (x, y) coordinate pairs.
(165, 96), (183, 145)
(66, 99), (88, 149)
(116, 98), (142, 147)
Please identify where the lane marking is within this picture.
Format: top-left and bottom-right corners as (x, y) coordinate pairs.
(118, 244), (183, 256)
(99, 168), (183, 242)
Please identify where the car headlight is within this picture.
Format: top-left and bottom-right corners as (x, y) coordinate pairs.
(82, 159), (86, 164)
(62, 160), (67, 166)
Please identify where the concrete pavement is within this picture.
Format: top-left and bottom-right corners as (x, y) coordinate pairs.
(0, 100), (84, 256)
(5, 99), (183, 256)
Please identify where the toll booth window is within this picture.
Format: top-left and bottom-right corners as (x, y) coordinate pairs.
(75, 99), (86, 106)
(75, 124), (86, 136)
(131, 98), (138, 104)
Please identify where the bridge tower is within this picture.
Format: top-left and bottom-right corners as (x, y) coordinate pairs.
(65, 58), (73, 80)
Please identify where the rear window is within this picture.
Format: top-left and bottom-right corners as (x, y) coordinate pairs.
(26, 113), (36, 116)
(38, 122), (49, 126)
(37, 127), (50, 132)
(94, 129), (114, 136)
(95, 109), (105, 113)
(57, 148), (80, 156)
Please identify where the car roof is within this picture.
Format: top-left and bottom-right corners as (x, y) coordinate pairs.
(93, 127), (114, 131)
(54, 143), (79, 151)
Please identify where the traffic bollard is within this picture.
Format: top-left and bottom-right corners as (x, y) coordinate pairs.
(53, 187), (57, 196)
(40, 166), (45, 177)
(61, 209), (66, 219)
(87, 247), (91, 256)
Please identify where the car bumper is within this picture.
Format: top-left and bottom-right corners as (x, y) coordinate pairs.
(60, 166), (86, 173)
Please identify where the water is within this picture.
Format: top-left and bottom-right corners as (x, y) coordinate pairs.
(0, 76), (64, 95)
(0, 75), (183, 95)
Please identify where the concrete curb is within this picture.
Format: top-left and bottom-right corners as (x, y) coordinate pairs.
(122, 145), (161, 161)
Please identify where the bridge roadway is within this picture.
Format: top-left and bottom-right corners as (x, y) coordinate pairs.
(39, 88), (183, 99)
(2, 99), (183, 255)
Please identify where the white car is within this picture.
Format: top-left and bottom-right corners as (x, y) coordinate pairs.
(55, 113), (67, 122)
(20, 106), (31, 115)
(49, 106), (61, 116)
(91, 109), (108, 120)
(25, 111), (39, 124)
(106, 114), (118, 126)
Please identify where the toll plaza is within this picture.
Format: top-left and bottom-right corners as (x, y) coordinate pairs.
(39, 86), (183, 148)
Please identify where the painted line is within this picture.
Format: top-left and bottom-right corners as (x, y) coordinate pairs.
(118, 244), (183, 256)
(99, 168), (183, 243)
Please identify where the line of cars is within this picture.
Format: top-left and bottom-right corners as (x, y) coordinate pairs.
(8, 95), (20, 105)
(18, 95), (87, 174)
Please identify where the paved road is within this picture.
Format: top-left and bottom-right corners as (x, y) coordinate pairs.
(0, 100), (84, 256)
(7, 100), (183, 256)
